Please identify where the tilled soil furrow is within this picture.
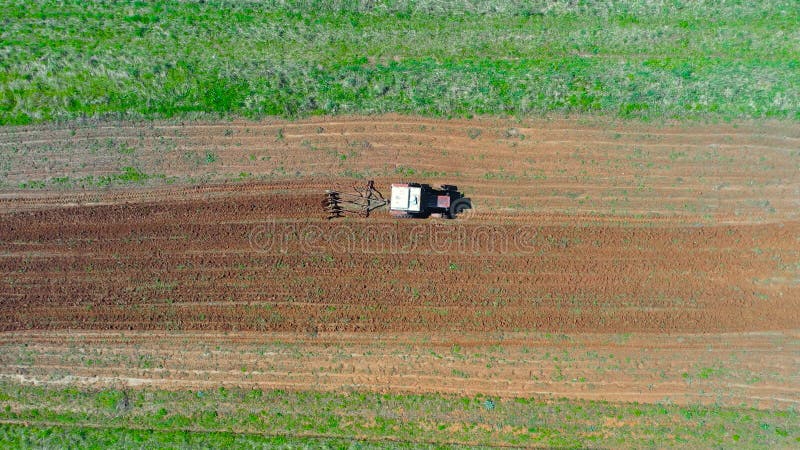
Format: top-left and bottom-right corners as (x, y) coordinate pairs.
(1, 185), (797, 333)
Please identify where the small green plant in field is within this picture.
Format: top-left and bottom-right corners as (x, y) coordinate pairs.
(93, 167), (149, 186)
(451, 369), (470, 378)
(204, 152), (218, 164)
(18, 180), (46, 189)
(116, 167), (148, 182)
(394, 166), (416, 176)
(697, 366), (726, 379)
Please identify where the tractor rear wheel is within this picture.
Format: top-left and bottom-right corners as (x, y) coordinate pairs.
(448, 198), (472, 219)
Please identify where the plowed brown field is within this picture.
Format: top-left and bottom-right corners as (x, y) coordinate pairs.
(1, 115), (798, 408)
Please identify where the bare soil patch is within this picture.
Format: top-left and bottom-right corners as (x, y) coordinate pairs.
(0, 331), (797, 410)
(1, 115), (798, 407)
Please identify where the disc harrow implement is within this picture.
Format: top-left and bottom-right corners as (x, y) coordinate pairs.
(323, 180), (387, 219)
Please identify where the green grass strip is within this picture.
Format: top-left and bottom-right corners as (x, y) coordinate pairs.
(0, 382), (796, 448)
(1, 0), (798, 124)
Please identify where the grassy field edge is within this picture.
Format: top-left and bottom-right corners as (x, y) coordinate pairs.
(0, 382), (796, 448)
(2, 1), (798, 125)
